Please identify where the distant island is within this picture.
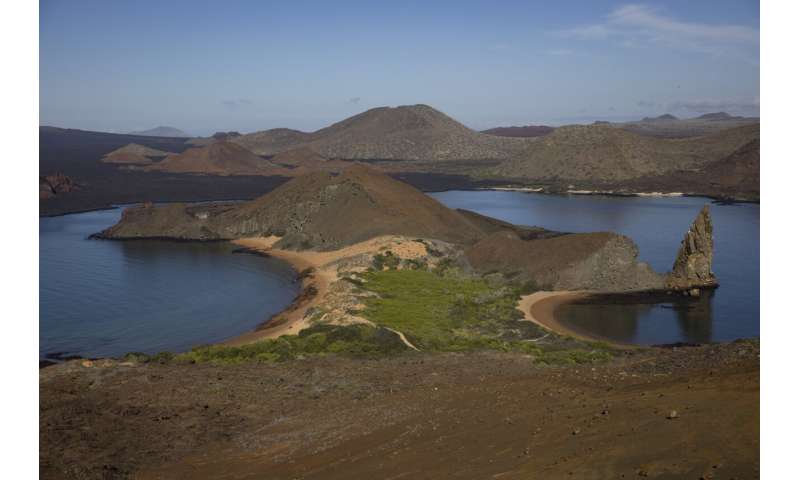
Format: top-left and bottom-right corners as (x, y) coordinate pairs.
(128, 126), (191, 138)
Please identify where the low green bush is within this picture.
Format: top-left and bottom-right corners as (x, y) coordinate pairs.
(172, 324), (409, 364)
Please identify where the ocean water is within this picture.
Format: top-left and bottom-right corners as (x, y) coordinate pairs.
(429, 191), (760, 345)
(39, 208), (299, 359)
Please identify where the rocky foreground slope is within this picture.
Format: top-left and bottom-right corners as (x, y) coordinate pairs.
(97, 166), (715, 293)
(40, 342), (758, 480)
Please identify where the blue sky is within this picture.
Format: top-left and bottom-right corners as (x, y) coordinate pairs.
(40, 0), (760, 135)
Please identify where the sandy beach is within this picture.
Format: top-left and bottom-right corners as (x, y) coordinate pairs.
(224, 235), (429, 346)
(517, 290), (634, 346)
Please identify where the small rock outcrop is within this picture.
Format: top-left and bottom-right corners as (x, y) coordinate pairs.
(40, 173), (78, 200)
(666, 205), (717, 291)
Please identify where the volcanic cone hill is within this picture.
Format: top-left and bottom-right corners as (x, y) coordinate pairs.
(144, 141), (281, 175)
(102, 143), (170, 165)
(488, 123), (760, 183)
(232, 104), (530, 161)
(96, 166), (715, 293)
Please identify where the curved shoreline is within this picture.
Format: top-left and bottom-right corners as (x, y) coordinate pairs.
(518, 291), (638, 348)
(222, 237), (323, 346)
(222, 236), (430, 346)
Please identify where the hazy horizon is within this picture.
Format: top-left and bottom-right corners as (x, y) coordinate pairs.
(40, 0), (760, 136)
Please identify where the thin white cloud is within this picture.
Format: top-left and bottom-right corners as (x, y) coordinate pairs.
(559, 4), (758, 61)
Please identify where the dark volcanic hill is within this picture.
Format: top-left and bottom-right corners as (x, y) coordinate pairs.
(232, 104), (529, 161)
(145, 141), (280, 175)
(695, 112), (734, 121)
(481, 125), (555, 138)
(642, 114), (678, 122)
(129, 126), (190, 138)
(487, 123), (759, 183)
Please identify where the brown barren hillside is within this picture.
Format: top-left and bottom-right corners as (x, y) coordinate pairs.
(101, 143), (170, 165)
(230, 128), (312, 153)
(627, 138), (760, 201)
(99, 165), (488, 249)
(233, 104), (530, 161)
(144, 141), (281, 175)
(488, 123), (759, 183)
(269, 147), (355, 174)
(269, 147), (328, 167)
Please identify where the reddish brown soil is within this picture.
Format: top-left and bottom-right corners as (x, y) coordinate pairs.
(146, 141), (284, 176)
(40, 342), (758, 479)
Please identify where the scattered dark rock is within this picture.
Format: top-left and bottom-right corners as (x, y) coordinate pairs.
(40, 173), (79, 200)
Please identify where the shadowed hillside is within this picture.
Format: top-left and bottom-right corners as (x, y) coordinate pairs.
(486, 123), (759, 183)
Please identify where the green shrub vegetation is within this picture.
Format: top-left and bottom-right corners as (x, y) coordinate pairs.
(161, 324), (408, 365)
(356, 268), (615, 363)
(358, 269), (532, 348)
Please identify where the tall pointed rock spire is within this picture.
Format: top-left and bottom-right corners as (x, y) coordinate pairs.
(666, 205), (718, 292)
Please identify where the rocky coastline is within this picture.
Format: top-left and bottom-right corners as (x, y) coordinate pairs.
(88, 166), (719, 351)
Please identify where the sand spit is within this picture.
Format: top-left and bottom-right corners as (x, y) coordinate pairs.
(224, 235), (430, 345)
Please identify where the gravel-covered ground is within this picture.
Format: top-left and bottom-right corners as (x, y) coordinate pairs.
(40, 341), (759, 479)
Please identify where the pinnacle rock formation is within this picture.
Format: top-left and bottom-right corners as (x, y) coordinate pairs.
(666, 205), (717, 291)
